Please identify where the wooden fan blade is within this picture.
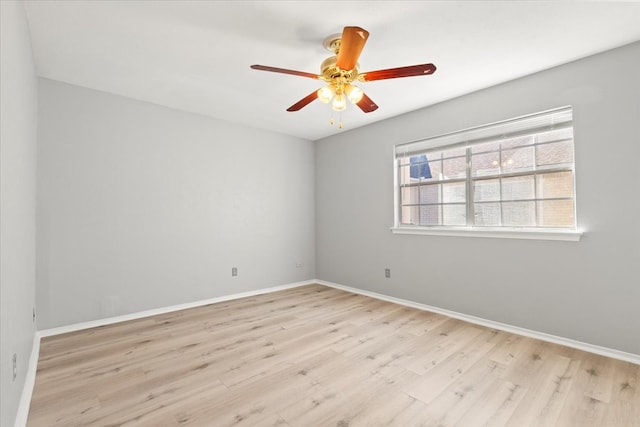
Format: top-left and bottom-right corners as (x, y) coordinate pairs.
(361, 63), (436, 81)
(250, 64), (320, 79)
(336, 26), (369, 71)
(287, 91), (319, 112)
(356, 92), (378, 113)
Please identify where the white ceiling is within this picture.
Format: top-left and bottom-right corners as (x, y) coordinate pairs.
(23, 1), (640, 141)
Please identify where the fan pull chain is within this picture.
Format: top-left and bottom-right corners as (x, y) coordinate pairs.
(328, 114), (343, 129)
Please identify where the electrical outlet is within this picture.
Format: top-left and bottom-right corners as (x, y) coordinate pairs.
(12, 353), (17, 381)
(232, 267), (238, 277)
(385, 268), (391, 278)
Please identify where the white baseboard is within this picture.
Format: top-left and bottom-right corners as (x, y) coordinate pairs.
(316, 280), (640, 365)
(38, 280), (316, 337)
(14, 333), (40, 427)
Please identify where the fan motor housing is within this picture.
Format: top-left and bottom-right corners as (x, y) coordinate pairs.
(321, 56), (358, 82)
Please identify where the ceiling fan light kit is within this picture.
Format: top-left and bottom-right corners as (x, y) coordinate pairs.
(250, 26), (436, 127)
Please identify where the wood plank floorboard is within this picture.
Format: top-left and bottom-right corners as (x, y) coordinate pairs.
(27, 284), (640, 426)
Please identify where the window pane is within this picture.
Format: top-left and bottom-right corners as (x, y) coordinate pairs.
(536, 141), (574, 167)
(537, 127), (573, 144)
(420, 205), (440, 225)
(537, 171), (574, 199)
(502, 201), (536, 226)
(443, 182), (465, 203)
(401, 205), (420, 225)
(443, 205), (466, 226)
(471, 152), (500, 177)
(442, 147), (467, 158)
(502, 146), (535, 173)
(419, 184), (440, 204)
(473, 178), (500, 202)
(426, 150), (444, 160)
(501, 175), (534, 201)
(398, 164), (411, 185)
(442, 156), (466, 179)
(538, 200), (575, 227)
(501, 135), (535, 149)
(474, 203), (500, 226)
(426, 157), (443, 181)
(472, 140), (501, 154)
(401, 186), (419, 205)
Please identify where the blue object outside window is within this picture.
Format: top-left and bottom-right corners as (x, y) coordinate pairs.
(410, 154), (431, 179)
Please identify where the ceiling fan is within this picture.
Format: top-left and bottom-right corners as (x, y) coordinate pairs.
(250, 26), (436, 125)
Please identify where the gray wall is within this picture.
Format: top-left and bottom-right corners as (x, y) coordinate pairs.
(1, 2), (38, 425)
(316, 42), (640, 355)
(37, 79), (316, 329)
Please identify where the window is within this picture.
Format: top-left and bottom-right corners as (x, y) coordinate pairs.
(393, 107), (581, 240)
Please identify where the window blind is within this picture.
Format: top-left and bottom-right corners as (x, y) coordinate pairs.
(395, 106), (573, 158)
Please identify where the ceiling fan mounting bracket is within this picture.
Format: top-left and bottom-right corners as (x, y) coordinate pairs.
(323, 33), (343, 54)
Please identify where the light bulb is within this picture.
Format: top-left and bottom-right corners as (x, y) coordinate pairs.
(332, 94), (347, 111)
(317, 86), (334, 104)
(345, 84), (364, 104)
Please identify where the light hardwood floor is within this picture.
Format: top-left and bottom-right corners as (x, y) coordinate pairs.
(28, 284), (639, 426)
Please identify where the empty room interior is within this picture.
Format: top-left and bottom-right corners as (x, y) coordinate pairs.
(2, 1), (640, 426)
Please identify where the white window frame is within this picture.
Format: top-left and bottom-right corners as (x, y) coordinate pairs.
(391, 106), (583, 241)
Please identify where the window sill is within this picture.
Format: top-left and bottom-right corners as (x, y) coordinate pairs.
(390, 226), (583, 241)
